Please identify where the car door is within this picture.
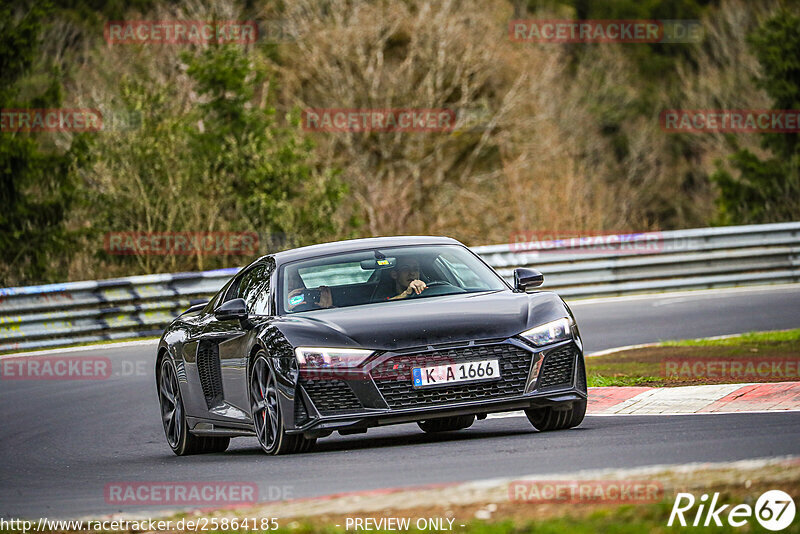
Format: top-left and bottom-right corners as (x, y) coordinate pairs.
(199, 260), (274, 423)
(176, 277), (235, 421)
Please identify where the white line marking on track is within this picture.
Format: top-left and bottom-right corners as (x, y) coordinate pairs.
(567, 283), (800, 306)
(0, 339), (158, 359)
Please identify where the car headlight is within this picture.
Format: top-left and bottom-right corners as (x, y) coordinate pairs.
(519, 318), (572, 347)
(294, 347), (374, 368)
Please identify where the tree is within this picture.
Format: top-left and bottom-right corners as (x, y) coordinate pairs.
(0, 1), (89, 286)
(88, 42), (346, 277)
(184, 44), (345, 245)
(711, 10), (800, 224)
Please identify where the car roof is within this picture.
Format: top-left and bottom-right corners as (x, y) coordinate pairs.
(268, 235), (463, 265)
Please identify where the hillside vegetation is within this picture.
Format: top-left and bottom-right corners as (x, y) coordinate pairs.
(1, 0), (798, 286)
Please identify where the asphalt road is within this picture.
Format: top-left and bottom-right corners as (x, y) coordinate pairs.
(1, 284), (799, 519)
(570, 284), (800, 353)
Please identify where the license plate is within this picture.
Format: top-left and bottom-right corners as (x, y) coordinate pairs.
(412, 359), (501, 388)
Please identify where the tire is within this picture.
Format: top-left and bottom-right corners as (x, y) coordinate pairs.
(157, 356), (230, 455)
(297, 435), (317, 453)
(249, 351), (315, 455)
(525, 400), (586, 431)
(418, 414), (476, 433)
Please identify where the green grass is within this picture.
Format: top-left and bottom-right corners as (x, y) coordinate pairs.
(659, 328), (800, 347)
(586, 328), (800, 387)
(587, 374), (664, 387)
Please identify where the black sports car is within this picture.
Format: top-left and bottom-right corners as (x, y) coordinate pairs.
(156, 236), (588, 455)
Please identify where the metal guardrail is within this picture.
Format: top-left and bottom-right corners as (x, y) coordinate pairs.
(0, 269), (238, 353)
(1, 222), (799, 353)
(474, 222), (800, 296)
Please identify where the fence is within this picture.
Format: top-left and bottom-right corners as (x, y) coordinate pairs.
(1, 222), (798, 353)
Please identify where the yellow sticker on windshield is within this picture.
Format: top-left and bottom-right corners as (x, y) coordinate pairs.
(377, 259), (389, 265)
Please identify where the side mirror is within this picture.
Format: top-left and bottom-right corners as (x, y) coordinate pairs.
(214, 298), (248, 321)
(514, 268), (544, 291)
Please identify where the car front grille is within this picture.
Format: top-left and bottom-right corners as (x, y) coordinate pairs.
(371, 343), (533, 409)
(537, 346), (577, 389)
(300, 378), (363, 415)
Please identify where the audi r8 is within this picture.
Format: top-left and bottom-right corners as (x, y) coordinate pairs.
(156, 236), (587, 455)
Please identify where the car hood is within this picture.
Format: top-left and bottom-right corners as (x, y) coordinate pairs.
(270, 290), (571, 351)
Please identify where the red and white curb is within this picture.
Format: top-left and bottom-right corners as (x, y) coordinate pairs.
(488, 382), (800, 419)
(589, 382), (800, 415)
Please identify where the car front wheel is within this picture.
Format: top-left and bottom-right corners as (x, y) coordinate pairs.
(250, 351), (315, 455)
(418, 414), (476, 433)
(525, 400), (586, 431)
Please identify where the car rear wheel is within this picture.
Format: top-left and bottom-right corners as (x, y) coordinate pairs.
(158, 357), (229, 455)
(417, 414), (476, 433)
(250, 352), (316, 455)
(525, 400), (586, 431)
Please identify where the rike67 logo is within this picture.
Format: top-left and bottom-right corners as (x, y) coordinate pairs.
(668, 490), (795, 531)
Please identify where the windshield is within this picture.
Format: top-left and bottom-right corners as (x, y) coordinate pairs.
(279, 244), (507, 314)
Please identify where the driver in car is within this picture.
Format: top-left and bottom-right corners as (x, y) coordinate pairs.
(388, 258), (428, 300)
